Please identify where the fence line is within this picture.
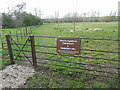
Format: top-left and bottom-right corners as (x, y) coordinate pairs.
(1, 27), (32, 49)
(4, 43), (119, 54)
(3, 35), (120, 78)
(8, 35), (120, 41)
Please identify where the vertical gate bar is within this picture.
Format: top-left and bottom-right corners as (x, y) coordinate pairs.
(30, 35), (37, 68)
(16, 31), (19, 41)
(6, 35), (15, 64)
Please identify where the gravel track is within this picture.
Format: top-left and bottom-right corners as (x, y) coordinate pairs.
(0, 63), (35, 89)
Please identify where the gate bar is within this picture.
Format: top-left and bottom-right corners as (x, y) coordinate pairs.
(30, 35), (37, 68)
(6, 35), (15, 64)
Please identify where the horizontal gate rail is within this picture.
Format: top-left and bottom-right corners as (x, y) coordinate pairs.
(36, 62), (118, 78)
(35, 51), (119, 62)
(36, 57), (119, 70)
(37, 62), (117, 74)
(11, 49), (119, 62)
(12, 55), (119, 70)
(9, 43), (120, 53)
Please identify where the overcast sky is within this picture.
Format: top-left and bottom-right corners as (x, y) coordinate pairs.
(0, 0), (119, 18)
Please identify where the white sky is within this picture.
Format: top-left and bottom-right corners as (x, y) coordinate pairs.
(0, 0), (119, 18)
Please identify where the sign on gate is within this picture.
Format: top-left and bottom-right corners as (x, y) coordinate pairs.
(57, 38), (81, 55)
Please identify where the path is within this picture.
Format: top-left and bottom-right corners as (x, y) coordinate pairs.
(0, 63), (35, 89)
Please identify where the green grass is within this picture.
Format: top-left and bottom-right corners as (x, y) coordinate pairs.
(32, 22), (118, 38)
(20, 67), (89, 88)
(31, 22), (118, 71)
(1, 22), (119, 88)
(20, 67), (119, 88)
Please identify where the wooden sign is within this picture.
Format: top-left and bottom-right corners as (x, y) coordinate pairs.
(57, 38), (81, 55)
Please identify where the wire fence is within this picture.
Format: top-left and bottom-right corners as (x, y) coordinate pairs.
(3, 34), (119, 79)
(1, 27), (32, 49)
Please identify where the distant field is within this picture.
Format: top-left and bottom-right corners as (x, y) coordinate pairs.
(32, 22), (118, 39)
(1, 22), (118, 39)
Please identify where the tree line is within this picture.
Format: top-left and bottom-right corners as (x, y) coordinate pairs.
(2, 2), (119, 29)
(44, 11), (118, 23)
(2, 2), (42, 28)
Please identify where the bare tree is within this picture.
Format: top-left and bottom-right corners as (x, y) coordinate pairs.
(90, 10), (98, 22)
(54, 11), (59, 23)
(63, 12), (72, 22)
(13, 2), (26, 27)
(34, 8), (42, 19)
(96, 11), (100, 22)
(34, 8), (38, 16)
(72, 0), (82, 31)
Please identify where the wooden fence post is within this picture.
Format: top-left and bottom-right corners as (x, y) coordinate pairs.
(16, 31), (19, 41)
(2, 42), (4, 49)
(24, 28), (26, 36)
(28, 27), (30, 35)
(30, 35), (37, 68)
(30, 27), (32, 34)
(1, 38), (4, 49)
(9, 31), (11, 36)
(20, 30), (22, 38)
(6, 35), (15, 64)
(26, 28), (27, 35)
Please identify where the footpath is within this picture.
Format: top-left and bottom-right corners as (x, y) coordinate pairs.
(0, 63), (35, 89)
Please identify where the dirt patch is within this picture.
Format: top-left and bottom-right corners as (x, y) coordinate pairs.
(0, 63), (35, 89)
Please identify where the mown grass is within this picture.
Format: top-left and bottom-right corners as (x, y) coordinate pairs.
(1, 22), (119, 88)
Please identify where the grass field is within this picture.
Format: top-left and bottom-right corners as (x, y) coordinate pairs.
(31, 22), (118, 67)
(32, 22), (118, 38)
(1, 22), (119, 88)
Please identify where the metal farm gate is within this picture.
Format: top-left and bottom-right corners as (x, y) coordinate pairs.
(5, 34), (120, 79)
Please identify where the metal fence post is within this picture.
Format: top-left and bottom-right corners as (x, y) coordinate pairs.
(30, 35), (37, 68)
(6, 35), (15, 64)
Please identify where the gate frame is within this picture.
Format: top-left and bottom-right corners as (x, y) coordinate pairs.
(6, 34), (37, 68)
(6, 35), (15, 64)
(30, 35), (37, 68)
